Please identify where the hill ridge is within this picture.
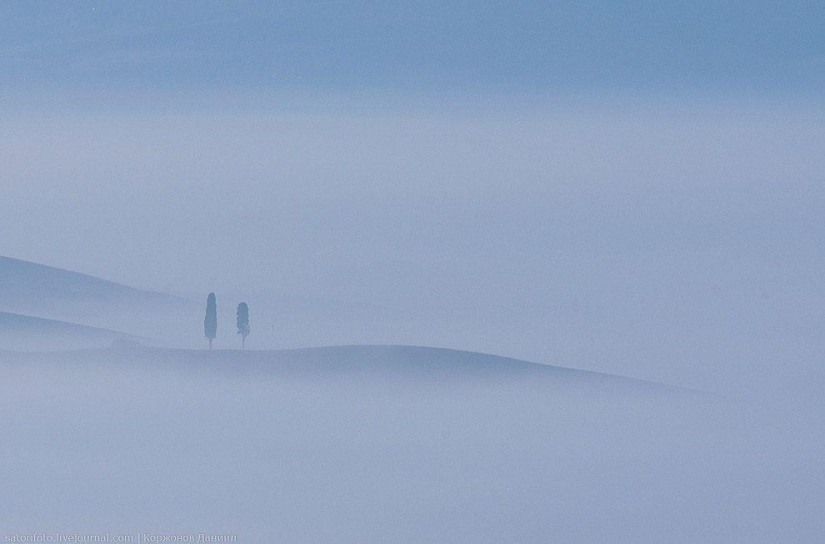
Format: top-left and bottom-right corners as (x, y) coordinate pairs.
(1, 343), (697, 395)
(0, 255), (185, 304)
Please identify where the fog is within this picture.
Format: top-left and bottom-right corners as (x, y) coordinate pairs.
(1, 346), (822, 542)
(1, 99), (823, 398)
(1, 98), (822, 541)
(2, 2), (824, 541)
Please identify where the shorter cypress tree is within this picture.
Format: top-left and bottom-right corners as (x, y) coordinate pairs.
(236, 302), (250, 349)
(204, 293), (217, 349)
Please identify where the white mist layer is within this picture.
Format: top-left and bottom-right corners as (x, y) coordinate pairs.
(0, 346), (821, 542)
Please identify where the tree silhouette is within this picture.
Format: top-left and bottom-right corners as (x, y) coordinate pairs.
(236, 302), (250, 349)
(204, 292), (217, 349)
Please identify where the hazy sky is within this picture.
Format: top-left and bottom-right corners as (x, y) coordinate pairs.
(0, 1), (823, 97)
(1, 2), (823, 393)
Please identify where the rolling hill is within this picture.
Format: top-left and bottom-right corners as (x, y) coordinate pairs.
(0, 255), (185, 312)
(0, 310), (138, 351)
(0, 255), (193, 346)
(76, 343), (693, 395)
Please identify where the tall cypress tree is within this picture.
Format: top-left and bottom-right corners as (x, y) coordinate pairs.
(204, 292), (217, 349)
(236, 302), (250, 350)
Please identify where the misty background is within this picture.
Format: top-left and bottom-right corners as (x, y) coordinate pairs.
(2, 3), (825, 542)
(1, 1), (823, 399)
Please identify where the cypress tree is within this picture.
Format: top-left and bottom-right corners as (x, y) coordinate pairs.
(236, 302), (250, 349)
(204, 292), (217, 349)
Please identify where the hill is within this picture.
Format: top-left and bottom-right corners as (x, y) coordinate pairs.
(0, 255), (185, 312)
(0, 310), (138, 351)
(1, 343), (692, 395)
(0, 255), (192, 343)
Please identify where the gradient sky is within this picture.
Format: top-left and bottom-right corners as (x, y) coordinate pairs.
(0, 1), (823, 99)
(1, 2), (823, 394)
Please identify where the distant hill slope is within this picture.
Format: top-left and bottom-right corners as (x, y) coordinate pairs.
(1, 343), (694, 395)
(0, 256), (192, 342)
(0, 255), (184, 310)
(0, 310), (138, 351)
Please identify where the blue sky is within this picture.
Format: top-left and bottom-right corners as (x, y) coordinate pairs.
(1, 1), (823, 101)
